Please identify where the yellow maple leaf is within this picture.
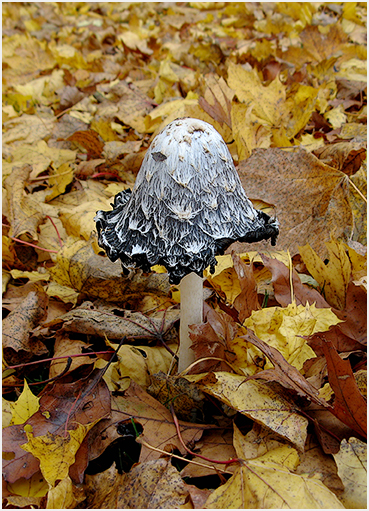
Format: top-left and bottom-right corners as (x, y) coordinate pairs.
(239, 302), (341, 372)
(299, 239), (351, 309)
(205, 430), (344, 508)
(21, 423), (96, 488)
(10, 380), (40, 425)
(7, 471), (48, 499)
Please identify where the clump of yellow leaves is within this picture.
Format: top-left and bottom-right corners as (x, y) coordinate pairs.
(235, 301), (341, 374)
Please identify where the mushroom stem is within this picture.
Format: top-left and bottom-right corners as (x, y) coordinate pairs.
(178, 272), (203, 373)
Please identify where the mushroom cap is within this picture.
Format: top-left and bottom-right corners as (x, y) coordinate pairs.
(95, 118), (279, 284)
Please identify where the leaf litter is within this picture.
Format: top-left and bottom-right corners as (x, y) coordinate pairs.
(2, 2), (367, 509)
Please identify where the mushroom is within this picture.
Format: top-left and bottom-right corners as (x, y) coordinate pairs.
(95, 118), (279, 372)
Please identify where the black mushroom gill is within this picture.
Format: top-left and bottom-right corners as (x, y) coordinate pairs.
(94, 117), (279, 285)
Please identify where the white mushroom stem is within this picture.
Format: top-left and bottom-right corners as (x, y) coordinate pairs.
(178, 272), (203, 373)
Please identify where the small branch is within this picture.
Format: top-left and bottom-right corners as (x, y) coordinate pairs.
(137, 437), (233, 475)
(171, 404), (240, 466)
(3, 357), (73, 388)
(4, 351), (113, 371)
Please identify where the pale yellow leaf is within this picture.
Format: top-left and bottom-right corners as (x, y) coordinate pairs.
(205, 444), (344, 508)
(299, 239), (351, 309)
(187, 372), (307, 451)
(333, 437), (367, 509)
(21, 423), (95, 488)
(242, 302), (341, 371)
(46, 476), (84, 509)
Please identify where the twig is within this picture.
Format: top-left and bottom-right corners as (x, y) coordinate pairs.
(137, 436), (233, 475)
(178, 356), (238, 376)
(7, 235), (58, 254)
(347, 176), (367, 203)
(170, 404), (240, 466)
(4, 351), (114, 371)
(3, 358), (73, 388)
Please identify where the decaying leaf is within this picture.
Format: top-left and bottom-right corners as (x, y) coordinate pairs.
(49, 238), (171, 302)
(188, 372), (308, 452)
(85, 458), (191, 509)
(3, 368), (110, 484)
(4, 164), (44, 241)
(87, 380), (209, 466)
(205, 431), (344, 509)
(333, 437), (367, 509)
(3, 282), (49, 363)
(237, 148), (352, 256)
(322, 341), (366, 438)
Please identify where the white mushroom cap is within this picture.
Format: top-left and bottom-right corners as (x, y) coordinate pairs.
(95, 118), (279, 284)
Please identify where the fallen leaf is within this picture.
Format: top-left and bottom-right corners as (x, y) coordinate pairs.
(295, 433), (344, 495)
(188, 372), (308, 452)
(22, 422), (97, 488)
(3, 282), (49, 363)
(242, 302), (340, 371)
(237, 148), (352, 256)
(44, 162), (74, 202)
(313, 140), (366, 176)
(49, 334), (94, 379)
(10, 381), (40, 426)
(87, 458), (190, 508)
(299, 239), (351, 310)
(199, 73), (234, 129)
(46, 475), (85, 509)
(148, 372), (206, 423)
(103, 343), (177, 392)
(189, 304), (238, 374)
(232, 253), (260, 323)
(333, 437), (367, 509)
(46, 304), (179, 343)
(205, 440), (344, 509)
(2, 368), (110, 484)
(48, 238), (171, 302)
(242, 329), (331, 409)
(6, 470), (48, 503)
(67, 129), (104, 158)
(260, 254), (329, 308)
(181, 429), (237, 479)
(321, 340), (366, 438)
(88, 380), (209, 465)
(4, 164), (44, 241)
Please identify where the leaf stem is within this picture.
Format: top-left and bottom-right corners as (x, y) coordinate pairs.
(46, 215), (63, 247)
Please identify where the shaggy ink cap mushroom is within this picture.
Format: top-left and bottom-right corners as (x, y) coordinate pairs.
(94, 118), (279, 284)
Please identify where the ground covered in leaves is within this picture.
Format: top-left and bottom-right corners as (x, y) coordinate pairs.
(2, 2), (367, 509)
